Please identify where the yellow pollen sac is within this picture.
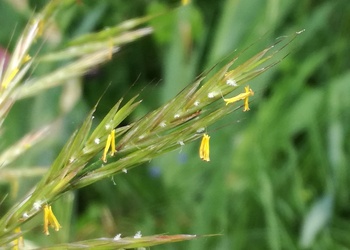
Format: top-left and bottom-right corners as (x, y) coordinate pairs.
(12, 227), (23, 250)
(102, 130), (116, 163)
(182, 0), (190, 5)
(243, 92), (251, 112)
(224, 86), (254, 111)
(43, 205), (61, 235)
(199, 133), (210, 162)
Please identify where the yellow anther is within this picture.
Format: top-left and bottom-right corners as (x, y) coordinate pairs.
(101, 130), (116, 163)
(199, 133), (210, 162)
(12, 227), (23, 250)
(43, 205), (61, 235)
(223, 86), (254, 111)
(110, 130), (116, 156)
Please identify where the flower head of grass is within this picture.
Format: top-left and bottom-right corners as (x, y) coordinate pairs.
(0, 0), (304, 248)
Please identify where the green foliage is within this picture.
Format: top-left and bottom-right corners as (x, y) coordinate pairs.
(0, 0), (348, 249)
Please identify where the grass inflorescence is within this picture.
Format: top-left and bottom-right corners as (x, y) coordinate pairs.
(0, 0), (304, 248)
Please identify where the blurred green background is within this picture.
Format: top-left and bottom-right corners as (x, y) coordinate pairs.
(1, 0), (349, 249)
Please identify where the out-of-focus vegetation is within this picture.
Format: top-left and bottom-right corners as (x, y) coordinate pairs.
(0, 0), (349, 249)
